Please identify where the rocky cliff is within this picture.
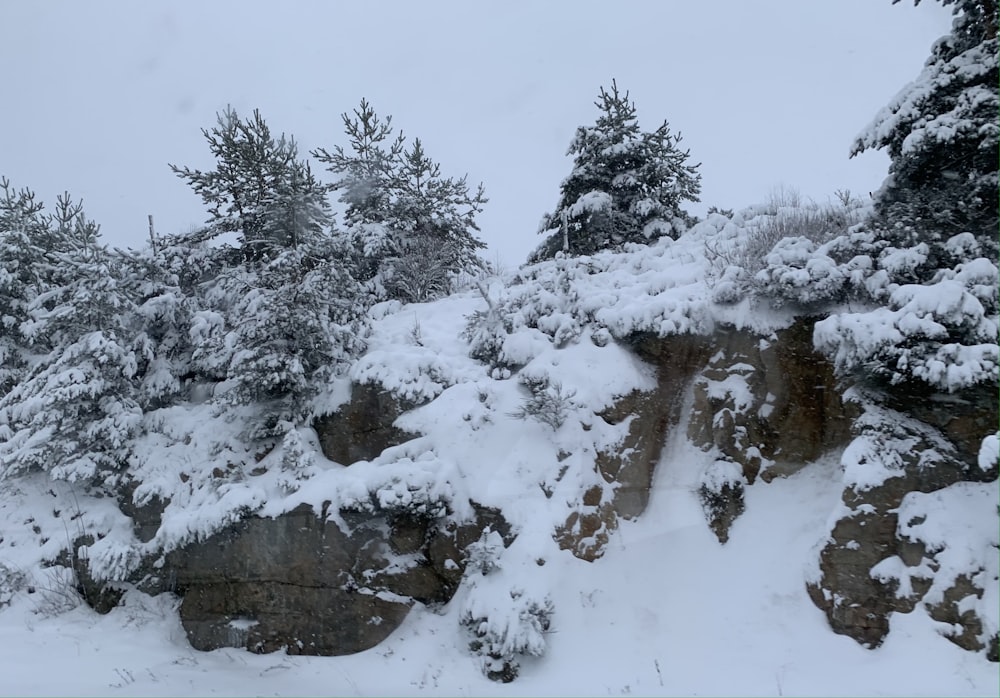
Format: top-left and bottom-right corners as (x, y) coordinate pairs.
(76, 317), (996, 664)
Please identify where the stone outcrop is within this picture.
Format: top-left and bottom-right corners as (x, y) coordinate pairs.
(166, 501), (511, 655)
(313, 382), (422, 465)
(553, 333), (712, 561)
(73, 322), (993, 662)
(807, 392), (998, 654)
(685, 321), (853, 485)
(556, 318), (853, 556)
(807, 452), (966, 648)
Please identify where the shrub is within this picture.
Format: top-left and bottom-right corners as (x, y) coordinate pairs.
(510, 377), (576, 431)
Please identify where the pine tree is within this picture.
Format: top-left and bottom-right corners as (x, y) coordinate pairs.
(221, 237), (367, 439)
(169, 107), (369, 439)
(852, 0), (998, 254)
(817, 0), (999, 396)
(0, 179), (51, 396)
(530, 81), (701, 262)
(117, 241), (196, 410)
(314, 98), (404, 231)
(0, 198), (141, 489)
(171, 107), (330, 264)
(314, 99), (488, 302)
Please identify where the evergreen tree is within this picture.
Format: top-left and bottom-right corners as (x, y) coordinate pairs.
(0, 179), (51, 396)
(852, 0), (998, 254)
(0, 198), (141, 488)
(314, 99), (488, 302)
(221, 237), (368, 439)
(171, 107), (330, 264)
(116, 240), (196, 410)
(817, 0), (999, 397)
(170, 106), (369, 438)
(530, 80), (701, 262)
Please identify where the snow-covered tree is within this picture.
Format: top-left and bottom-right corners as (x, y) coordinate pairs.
(0, 199), (141, 489)
(530, 80), (701, 262)
(171, 107), (330, 264)
(816, 0), (999, 396)
(116, 240), (196, 410)
(0, 179), (52, 396)
(220, 239), (368, 439)
(169, 108), (370, 438)
(314, 99), (488, 302)
(852, 0), (998, 253)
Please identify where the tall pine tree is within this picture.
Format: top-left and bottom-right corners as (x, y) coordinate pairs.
(852, 0), (998, 254)
(171, 107), (331, 264)
(173, 107), (369, 440)
(817, 0), (998, 397)
(0, 179), (52, 397)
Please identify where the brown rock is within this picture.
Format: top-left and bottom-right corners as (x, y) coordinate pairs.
(313, 382), (422, 465)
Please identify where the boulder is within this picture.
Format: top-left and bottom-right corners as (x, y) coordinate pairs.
(162, 502), (511, 656)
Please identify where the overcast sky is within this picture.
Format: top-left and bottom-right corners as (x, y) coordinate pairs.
(2, 1), (953, 266)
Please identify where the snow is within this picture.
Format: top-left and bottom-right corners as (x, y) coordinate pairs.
(2, 434), (995, 696)
(896, 482), (1000, 648)
(2, 252), (997, 694)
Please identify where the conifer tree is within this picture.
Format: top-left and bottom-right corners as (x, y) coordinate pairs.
(531, 81), (701, 262)
(0, 197), (141, 489)
(0, 179), (51, 396)
(852, 0), (998, 254)
(170, 107), (369, 439)
(818, 0), (998, 396)
(171, 107), (330, 264)
(314, 99), (488, 302)
(221, 237), (367, 439)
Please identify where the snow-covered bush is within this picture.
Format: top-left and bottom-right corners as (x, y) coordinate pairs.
(276, 428), (315, 494)
(462, 587), (554, 683)
(815, 255), (999, 393)
(698, 459), (746, 543)
(464, 528), (505, 576)
(462, 280), (512, 369)
(705, 189), (865, 290)
(30, 565), (84, 618)
(753, 237), (848, 307)
(459, 539), (554, 683)
(0, 562), (28, 609)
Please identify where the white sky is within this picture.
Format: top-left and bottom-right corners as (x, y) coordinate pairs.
(1, 0), (953, 266)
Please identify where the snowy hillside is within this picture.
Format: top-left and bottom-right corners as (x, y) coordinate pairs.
(1, 2), (997, 694)
(2, 200), (997, 695)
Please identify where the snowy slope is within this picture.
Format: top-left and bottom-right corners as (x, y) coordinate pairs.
(1, 448), (994, 696)
(1, 218), (996, 695)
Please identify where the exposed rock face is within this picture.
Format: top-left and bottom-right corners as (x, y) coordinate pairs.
(807, 458), (965, 648)
(686, 321), (853, 485)
(166, 502), (511, 655)
(807, 396), (998, 654)
(313, 382), (421, 465)
(75, 322), (993, 661)
(553, 333), (712, 561)
(557, 318), (853, 557)
(170, 505), (411, 655)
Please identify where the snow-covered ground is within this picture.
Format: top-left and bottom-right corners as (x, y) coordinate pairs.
(1, 442), (994, 696)
(1, 210), (996, 696)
